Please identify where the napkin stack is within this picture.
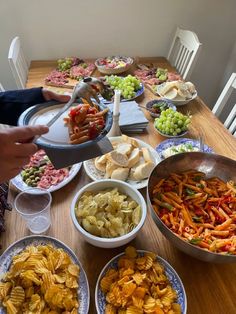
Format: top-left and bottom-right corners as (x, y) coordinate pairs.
(106, 100), (148, 133)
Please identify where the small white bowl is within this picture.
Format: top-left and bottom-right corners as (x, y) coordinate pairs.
(70, 179), (147, 248)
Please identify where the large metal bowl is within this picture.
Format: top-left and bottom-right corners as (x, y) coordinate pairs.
(147, 152), (236, 263)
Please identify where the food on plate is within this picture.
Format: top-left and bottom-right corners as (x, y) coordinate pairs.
(151, 170), (236, 255)
(100, 246), (181, 313)
(162, 143), (200, 158)
(93, 135), (155, 181)
(75, 188), (141, 237)
(96, 56), (133, 69)
(149, 101), (170, 115)
(21, 150), (70, 189)
(0, 244), (80, 313)
(154, 108), (191, 136)
(45, 57), (95, 86)
(69, 63), (96, 81)
(45, 69), (69, 86)
(134, 65), (181, 88)
(64, 104), (109, 144)
(57, 57), (84, 72)
(157, 81), (196, 101)
(105, 74), (142, 100)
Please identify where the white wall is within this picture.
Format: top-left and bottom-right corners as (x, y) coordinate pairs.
(1, 0), (236, 108)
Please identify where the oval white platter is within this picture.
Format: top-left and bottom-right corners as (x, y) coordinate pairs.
(83, 136), (161, 189)
(11, 162), (82, 193)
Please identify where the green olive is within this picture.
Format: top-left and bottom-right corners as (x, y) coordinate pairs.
(25, 179), (32, 185)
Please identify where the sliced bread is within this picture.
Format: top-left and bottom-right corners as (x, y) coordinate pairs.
(111, 167), (129, 181)
(133, 161), (155, 181)
(108, 151), (129, 167)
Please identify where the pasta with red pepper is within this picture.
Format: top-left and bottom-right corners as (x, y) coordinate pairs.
(64, 104), (108, 144)
(151, 170), (236, 255)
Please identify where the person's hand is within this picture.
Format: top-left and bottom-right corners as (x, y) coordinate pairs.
(42, 89), (71, 103)
(0, 125), (49, 183)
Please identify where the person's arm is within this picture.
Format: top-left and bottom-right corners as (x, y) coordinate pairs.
(0, 88), (70, 126)
(0, 87), (45, 106)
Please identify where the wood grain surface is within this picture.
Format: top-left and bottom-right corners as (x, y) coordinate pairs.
(1, 57), (236, 314)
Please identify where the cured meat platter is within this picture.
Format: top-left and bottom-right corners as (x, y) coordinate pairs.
(134, 63), (182, 95)
(44, 57), (96, 89)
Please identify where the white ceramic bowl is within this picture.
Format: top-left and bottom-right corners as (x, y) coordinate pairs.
(95, 56), (134, 75)
(70, 179), (147, 248)
(156, 84), (198, 106)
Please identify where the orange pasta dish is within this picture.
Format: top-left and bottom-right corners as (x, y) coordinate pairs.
(151, 170), (236, 255)
(64, 104), (108, 144)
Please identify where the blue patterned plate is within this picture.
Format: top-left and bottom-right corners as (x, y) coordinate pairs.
(0, 235), (90, 314)
(156, 138), (214, 160)
(101, 82), (144, 103)
(95, 250), (187, 314)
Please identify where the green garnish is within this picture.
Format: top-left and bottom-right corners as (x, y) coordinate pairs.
(192, 216), (202, 222)
(185, 144), (193, 149)
(196, 183), (204, 188)
(189, 238), (202, 245)
(160, 202), (174, 211)
(186, 188), (195, 196)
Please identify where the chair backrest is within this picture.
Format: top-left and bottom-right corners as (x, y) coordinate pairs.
(8, 36), (29, 89)
(212, 73), (236, 136)
(167, 27), (202, 80)
(0, 83), (5, 92)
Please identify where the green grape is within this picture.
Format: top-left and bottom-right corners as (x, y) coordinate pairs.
(155, 108), (191, 136)
(105, 75), (141, 99)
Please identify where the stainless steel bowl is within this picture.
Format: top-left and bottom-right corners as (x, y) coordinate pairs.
(147, 152), (236, 263)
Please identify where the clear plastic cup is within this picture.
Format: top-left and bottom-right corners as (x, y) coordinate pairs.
(14, 188), (52, 234)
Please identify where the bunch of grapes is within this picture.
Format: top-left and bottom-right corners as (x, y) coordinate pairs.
(154, 108), (191, 136)
(57, 58), (73, 72)
(105, 75), (141, 99)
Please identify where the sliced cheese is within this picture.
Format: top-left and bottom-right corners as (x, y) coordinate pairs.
(163, 87), (178, 100)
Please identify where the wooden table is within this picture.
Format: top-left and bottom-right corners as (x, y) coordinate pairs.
(1, 58), (236, 314)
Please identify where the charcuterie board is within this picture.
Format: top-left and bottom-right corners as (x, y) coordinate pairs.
(44, 58), (96, 89)
(134, 63), (182, 96)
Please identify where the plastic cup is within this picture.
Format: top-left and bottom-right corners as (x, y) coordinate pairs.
(14, 188), (52, 234)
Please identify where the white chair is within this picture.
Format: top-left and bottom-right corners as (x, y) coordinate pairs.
(8, 36), (29, 89)
(0, 83), (5, 92)
(167, 27), (202, 80)
(212, 73), (236, 136)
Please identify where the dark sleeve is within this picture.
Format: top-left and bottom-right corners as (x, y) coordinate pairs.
(0, 87), (45, 126)
(0, 87), (44, 106)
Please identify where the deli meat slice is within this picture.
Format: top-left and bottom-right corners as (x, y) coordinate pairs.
(167, 72), (182, 81)
(45, 70), (69, 86)
(134, 66), (182, 89)
(24, 150), (70, 189)
(70, 63), (96, 79)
